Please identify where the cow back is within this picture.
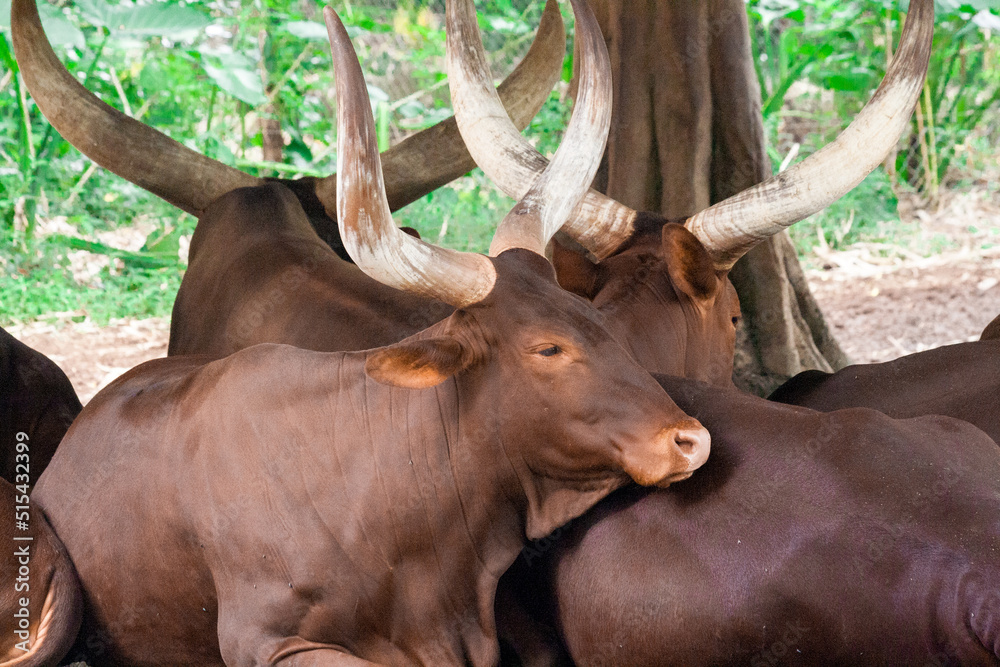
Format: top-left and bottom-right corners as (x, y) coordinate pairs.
(769, 339), (1000, 445)
(500, 377), (1000, 666)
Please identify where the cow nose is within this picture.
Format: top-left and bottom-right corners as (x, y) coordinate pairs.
(621, 418), (711, 487)
(656, 420), (711, 487)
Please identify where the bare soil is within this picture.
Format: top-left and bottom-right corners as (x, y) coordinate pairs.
(804, 189), (1000, 363)
(7, 190), (1000, 403)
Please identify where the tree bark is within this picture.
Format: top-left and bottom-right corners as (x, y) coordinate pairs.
(585, 0), (848, 395)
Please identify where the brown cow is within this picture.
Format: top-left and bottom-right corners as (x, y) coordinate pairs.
(1, 477), (82, 667)
(442, 0), (931, 387)
(768, 338), (1000, 444)
(1, 327), (82, 486)
(160, 0), (740, 389)
(500, 374), (1000, 665)
(33, 5), (710, 665)
(492, 0), (960, 664)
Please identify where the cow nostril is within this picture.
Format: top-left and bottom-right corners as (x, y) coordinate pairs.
(675, 433), (697, 453)
(668, 423), (711, 471)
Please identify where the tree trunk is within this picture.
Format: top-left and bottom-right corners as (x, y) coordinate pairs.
(585, 0), (848, 395)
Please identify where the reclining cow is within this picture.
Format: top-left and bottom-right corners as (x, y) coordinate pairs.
(500, 373), (1000, 665)
(488, 0), (980, 665)
(30, 5), (711, 665)
(0, 477), (82, 667)
(1, 327), (82, 486)
(769, 310), (1000, 442)
(769, 338), (1000, 445)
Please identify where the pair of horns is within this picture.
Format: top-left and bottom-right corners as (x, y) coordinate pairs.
(449, 0), (934, 271)
(10, 0), (565, 218)
(328, 0), (612, 307)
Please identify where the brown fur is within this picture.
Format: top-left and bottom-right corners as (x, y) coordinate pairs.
(552, 217), (740, 385)
(36, 250), (708, 666)
(499, 376), (1000, 665)
(769, 339), (1000, 444)
(982, 313), (1000, 341)
(169, 184), (447, 358)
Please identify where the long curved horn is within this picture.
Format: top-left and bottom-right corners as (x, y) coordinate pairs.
(11, 0), (262, 216)
(326, 7), (496, 308)
(488, 0), (612, 257)
(447, 0), (637, 260)
(315, 0), (566, 213)
(685, 0), (934, 270)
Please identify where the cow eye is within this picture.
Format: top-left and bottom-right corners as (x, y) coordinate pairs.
(732, 317), (740, 326)
(537, 346), (561, 357)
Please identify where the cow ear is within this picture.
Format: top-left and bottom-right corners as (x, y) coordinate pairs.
(662, 224), (721, 302)
(365, 337), (470, 389)
(551, 238), (600, 299)
(399, 226), (421, 239)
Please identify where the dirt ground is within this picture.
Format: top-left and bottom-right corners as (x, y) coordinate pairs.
(6, 191), (1000, 404)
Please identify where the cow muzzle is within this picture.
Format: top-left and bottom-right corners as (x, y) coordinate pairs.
(622, 418), (711, 488)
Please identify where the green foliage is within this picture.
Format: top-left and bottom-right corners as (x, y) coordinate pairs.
(747, 0), (1000, 254)
(787, 170), (903, 253)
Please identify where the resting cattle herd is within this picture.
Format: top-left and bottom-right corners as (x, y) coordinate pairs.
(9, 0), (997, 664)
(499, 375), (1000, 665)
(28, 2), (712, 664)
(0, 327), (82, 487)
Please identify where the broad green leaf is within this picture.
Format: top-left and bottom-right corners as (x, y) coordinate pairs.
(202, 63), (268, 106)
(74, 0), (118, 30)
(396, 99), (427, 119)
(0, 0), (84, 49)
(820, 71), (875, 92)
(282, 20), (328, 41)
(76, 0), (210, 37)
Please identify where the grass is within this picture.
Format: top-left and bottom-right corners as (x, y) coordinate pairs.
(0, 228), (183, 325)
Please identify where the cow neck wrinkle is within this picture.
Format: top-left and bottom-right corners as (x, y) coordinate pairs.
(303, 347), (534, 663)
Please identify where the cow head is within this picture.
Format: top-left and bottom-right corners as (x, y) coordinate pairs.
(327, 1), (709, 539)
(447, 0), (933, 383)
(551, 220), (741, 386)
